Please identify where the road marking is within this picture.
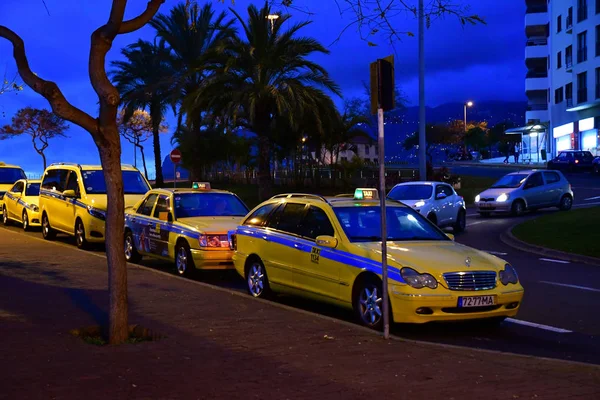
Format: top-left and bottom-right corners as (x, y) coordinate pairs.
(506, 318), (572, 333)
(573, 201), (600, 208)
(484, 250), (507, 256)
(466, 221), (486, 227)
(584, 195), (600, 201)
(539, 258), (570, 264)
(540, 281), (600, 293)
(467, 213), (478, 217)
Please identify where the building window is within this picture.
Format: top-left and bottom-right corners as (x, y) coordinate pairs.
(578, 0), (588, 22)
(578, 31), (588, 62)
(557, 15), (562, 32)
(557, 51), (562, 68)
(566, 45), (573, 67)
(555, 87), (564, 104)
(596, 68), (600, 98)
(577, 72), (588, 103)
(596, 25), (600, 56)
(597, 0), (600, 14)
(365, 145), (370, 155)
(568, 7), (574, 28)
(566, 82), (573, 107)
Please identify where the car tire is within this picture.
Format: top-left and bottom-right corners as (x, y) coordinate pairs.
(124, 230), (142, 263)
(559, 194), (573, 211)
(454, 209), (466, 233)
(41, 213), (56, 240)
(511, 200), (525, 217)
(175, 241), (195, 277)
(22, 210), (30, 231)
(2, 206), (10, 226)
(75, 219), (89, 250)
(245, 257), (272, 299)
(427, 213), (437, 226)
(353, 276), (384, 331)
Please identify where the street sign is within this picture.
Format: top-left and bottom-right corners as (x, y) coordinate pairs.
(170, 149), (182, 164)
(370, 55), (395, 115)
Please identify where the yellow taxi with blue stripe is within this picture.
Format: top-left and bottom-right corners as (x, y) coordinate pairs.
(2, 179), (41, 230)
(124, 182), (249, 276)
(230, 189), (524, 329)
(0, 162), (27, 216)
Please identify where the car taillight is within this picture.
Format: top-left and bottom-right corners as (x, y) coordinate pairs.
(199, 234), (229, 248)
(575, 159), (579, 164)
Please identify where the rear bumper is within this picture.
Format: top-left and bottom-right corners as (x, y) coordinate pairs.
(191, 248), (234, 270)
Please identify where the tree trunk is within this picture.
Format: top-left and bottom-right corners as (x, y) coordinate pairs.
(139, 145), (149, 180)
(97, 127), (128, 345)
(257, 135), (272, 200)
(39, 151), (47, 171)
(152, 125), (163, 187)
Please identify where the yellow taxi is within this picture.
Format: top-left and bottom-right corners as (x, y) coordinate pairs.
(0, 162), (27, 216)
(230, 189), (524, 330)
(124, 182), (249, 276)
(2, 179), (41, 230)
(39, 163), (151, 249)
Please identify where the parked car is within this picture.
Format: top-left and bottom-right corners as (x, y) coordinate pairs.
(387, 181), (466, 232)
(547, 150), (594, 172)
(474, 170), (573, 216)
(593, 156), (600, 175)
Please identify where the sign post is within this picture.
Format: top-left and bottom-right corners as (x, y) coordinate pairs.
(370, 55), (395, 340)
(170, 149), (182, 189)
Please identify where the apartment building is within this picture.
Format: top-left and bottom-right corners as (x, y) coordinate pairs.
(523, 0), (600, 159)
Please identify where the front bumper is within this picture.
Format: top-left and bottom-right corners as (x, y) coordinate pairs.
(190, 248), (234, 270)
(27, 210), (41, 226)
(390, 285), (524, 323)
(83, 217), (106, 243)
(475, 200), (512, 214)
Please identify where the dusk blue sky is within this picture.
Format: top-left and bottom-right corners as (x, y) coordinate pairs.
(0, 0), (525, 176)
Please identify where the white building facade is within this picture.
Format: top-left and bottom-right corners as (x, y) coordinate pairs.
(525, 0), (600, 158)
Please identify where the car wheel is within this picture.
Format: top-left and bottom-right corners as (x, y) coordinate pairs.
(124, 230), (142, 263)
(454, 209), (466, 233)
(175, 241), (195, 277)
(245, 258), (271, 298)
(511, 200), (525, 217)
(2, 206), (9, 226)
(75, 219), (89, 250)
(559, 194), (573, 211)
(22, 210), (30, 231)
(353, 276), (384, 330)
(427, 212), (437, 226)
(41, 213), (56, 240)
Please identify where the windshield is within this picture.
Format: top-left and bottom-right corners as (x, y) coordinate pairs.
(388, 184), (433, 201)
(0, 168), (26, 185)
(81, 170), (150, 195)
(333, 206), (448, 242)
(25, 183), (40, 196)
(174, 193), (248, 218)
(491, 174), (528, 189)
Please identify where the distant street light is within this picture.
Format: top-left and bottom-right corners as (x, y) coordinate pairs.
(464, 101), (473, 132)
(267, 14), (279, 33)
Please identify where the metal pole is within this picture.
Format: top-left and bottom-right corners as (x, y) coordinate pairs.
(173, 164), (176, 189)
(418, 0), (426, 181)
(464, 104), (467, 132)
(134, 145), (137, 168)
(377, 107), (389, 340)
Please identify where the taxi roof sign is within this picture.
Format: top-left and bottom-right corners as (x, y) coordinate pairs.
(192, 182), (211, 190)
(354, 188), (379, 200)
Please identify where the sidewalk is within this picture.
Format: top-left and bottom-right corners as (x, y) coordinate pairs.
(1, 229), (599, 400)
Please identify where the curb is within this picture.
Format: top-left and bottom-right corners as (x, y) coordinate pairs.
(447, 162), (546, 170)
(500, 224), (600, 267)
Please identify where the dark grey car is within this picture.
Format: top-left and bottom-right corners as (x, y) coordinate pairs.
(474, 170), (573, 216)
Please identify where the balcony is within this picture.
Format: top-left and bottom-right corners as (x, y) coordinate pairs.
(578, 47), (588, 63)
(526, 77), (548, 92)
(526, 109), (549, 123)
(566, 15), (573, 32)
(526, 70), (548, 78)
(525, 43), (548, 60)
(578, 88), (588, 104)
(525, 12), (548, 27)
(567, 98), (574, 107)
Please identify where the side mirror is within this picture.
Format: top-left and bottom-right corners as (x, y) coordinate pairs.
(446, 233), (455, 241)
(436, 192), (447, 200)
(62, 189), (77, 198)
(316, 235), (338, 248)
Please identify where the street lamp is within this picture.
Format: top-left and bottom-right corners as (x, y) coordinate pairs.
(266, 14), (279, 33)
(464, 101), (473, 132)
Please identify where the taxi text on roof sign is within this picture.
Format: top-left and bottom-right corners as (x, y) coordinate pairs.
(354, 188), (379, 200)
(192, 182), (211, 190)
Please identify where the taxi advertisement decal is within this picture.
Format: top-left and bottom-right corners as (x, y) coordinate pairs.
(311, 247), (320, 264)
(139, 223), (170, 257)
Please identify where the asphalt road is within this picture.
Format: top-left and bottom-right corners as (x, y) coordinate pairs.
(1, 170), (599, 365)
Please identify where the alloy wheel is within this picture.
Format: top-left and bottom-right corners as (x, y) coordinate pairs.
(247, 262), (266, 297)
(124, 235), (133, 260)
(358, 285), (383, 327)
(76, 222), (85, 246)
(176, 246), (188, 275)
(22, 212), (28, 230)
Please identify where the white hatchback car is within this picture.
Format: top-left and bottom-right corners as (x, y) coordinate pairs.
(388, 181), (467, 232)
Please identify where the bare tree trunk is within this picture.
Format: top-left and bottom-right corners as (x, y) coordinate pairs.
(139, 145), (149, 180)
(38, 151), (47, 171)
(152, 125), (163, 187)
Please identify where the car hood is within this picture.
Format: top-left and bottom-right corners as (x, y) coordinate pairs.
(84, 194), (146, 211)
(177, 216), (244, 233)
(23, 195), (40, 206)
(478, 187), (519, 199)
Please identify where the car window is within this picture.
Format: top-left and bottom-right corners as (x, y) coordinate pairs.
(65, 171), (81, 196)
(41, 169), (69, 192)
(543, 171), (561, 184)
(25, 182), (40, 196)
(153, 195), (171, 219)
(582, 151), (594, 160)
(243, 203), (278, 227)
(492, 174), (528, 189)
(10, 181), (24, 193)
(0, 168), (26, 184)
(526, 172), (544, 188)
(436, 184), (454, 197)
(137, 194), (158, 216)
(300, 206), (335, 240)
(267, 203), (306, 235)
(173, 193), (248, 218)
(388, 184), (433, 200)
(557, 153), (567, 160)
(81, 170), (150, 195)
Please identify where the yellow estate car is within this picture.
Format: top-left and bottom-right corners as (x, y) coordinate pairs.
(2, 179), (41, 230)
(231, 189), (524, 329)
(124, 182), (249, 276)
(0, 162), (27, 215)
(39, 163), (151, 249)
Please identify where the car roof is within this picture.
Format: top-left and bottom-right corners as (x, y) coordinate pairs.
(264, 193), (409, 209)
(0, 162), (23, 169)
(392, 181), (439, 186)
(16, 179), (42, 183)
(46, 163), (140, 171)
(149, 188), (233, 196)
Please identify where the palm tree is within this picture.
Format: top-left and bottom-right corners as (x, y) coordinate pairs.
(184, 2), (341, 200)
(111, 39), (174, 187)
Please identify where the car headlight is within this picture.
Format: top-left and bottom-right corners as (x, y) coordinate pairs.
(496, 193), (509, 202)
(31, 205), (39, 212)
(400, 267), (438, 289)
(475, 195), (480, 202)
(499, 264), (519, 285)
(87, 206), (106, 221)
(414, 200), (425, 208)
(199, 234), (224, 248)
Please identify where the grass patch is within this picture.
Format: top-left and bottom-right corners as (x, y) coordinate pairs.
(512, 207), (600, 259)
(455, 176), (496, 204)
(70, 325), (164, 346)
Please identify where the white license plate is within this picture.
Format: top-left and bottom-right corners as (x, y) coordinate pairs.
(479, 203), (493, 208)
(458, 295), (496, 307)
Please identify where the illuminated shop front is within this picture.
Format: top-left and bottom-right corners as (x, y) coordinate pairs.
(505, 124), (548, 163)
(578, 117), (599, 155)
(552, 122), (574, 152)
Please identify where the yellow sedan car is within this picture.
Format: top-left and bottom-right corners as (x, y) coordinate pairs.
(2, 179), (42, 231)
(230, 189), (524, 329)
(124, 183), (249, 276)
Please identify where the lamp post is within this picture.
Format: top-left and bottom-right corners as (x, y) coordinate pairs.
(266, 14), (279, 33)
(463, 101), (473, 132)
